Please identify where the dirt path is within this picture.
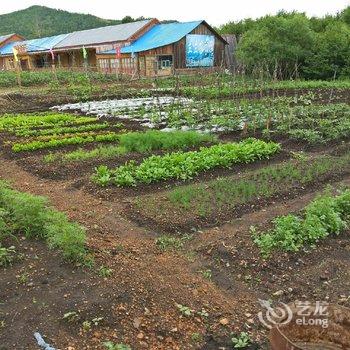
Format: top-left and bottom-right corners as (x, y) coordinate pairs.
(192, 177), (350, 315)
(1, 155), (349, 349)
(0, 156), (241, 349)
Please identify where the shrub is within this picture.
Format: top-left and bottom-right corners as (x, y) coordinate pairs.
(254, 189), (350, 256)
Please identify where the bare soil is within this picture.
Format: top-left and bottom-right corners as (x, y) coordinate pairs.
(0, 88), (349, 350)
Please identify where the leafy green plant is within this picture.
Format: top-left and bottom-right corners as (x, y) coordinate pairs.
(94, 166), (112, 186)
(15, 122), (114, 137)
(0, 113), (96, 132)
(231, 332), (251, 349)
(103, 342), (131, 350)
(17, 272), (29, 284)
(99, 266), (113, 278)
(0, 245), (16, 267)
(94, 139), (281, 187)
(197, 309), (209, 318)
(253, 189), (350, 256)
(191, 332), (203, 343)
(63, 311), (80, 323)
(82, 320), (92, 332)
(176, 304), (193, 317)
(200, 269), (212, 280)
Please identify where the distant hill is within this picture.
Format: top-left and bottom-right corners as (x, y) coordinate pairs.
(0, 5), (141, 39)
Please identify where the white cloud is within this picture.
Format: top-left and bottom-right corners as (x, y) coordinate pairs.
(0, 0), (349, 26)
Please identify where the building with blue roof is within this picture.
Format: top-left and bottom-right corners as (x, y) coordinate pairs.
(0, 19), (227, 75)
(0, 33), (70, 70)
(97, 20), (227, 77)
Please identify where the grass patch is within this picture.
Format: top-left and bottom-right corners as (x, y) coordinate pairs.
(169, 153), (350, 214)
(155, 234), (192, 251)
(0, 181), (87, 262)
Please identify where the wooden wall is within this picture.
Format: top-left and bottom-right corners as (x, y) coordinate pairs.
(173, 23), (226, 69)
(135, 22), (226, 75)
(0, 34), (24, 49)
(0, 34), (25, 70)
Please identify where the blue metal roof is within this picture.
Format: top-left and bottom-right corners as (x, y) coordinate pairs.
(0, 34), (69, 55)
(0, 34), (15, 45)
(100, 21), (203, 54)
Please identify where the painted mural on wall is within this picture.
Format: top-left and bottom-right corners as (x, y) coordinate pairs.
(186, 34), (215, 67)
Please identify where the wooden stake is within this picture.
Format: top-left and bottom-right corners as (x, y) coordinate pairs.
(15, 60), (22, 87)
(51, 63), (58, 82)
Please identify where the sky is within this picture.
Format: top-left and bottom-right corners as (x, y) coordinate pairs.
(0, 0), (349, 26)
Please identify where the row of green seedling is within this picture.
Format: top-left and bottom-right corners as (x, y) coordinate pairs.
(94, 138), (281, 187)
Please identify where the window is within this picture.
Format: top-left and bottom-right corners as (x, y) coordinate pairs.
(158, 55), (173, 70)
(8, 59), (15, 69)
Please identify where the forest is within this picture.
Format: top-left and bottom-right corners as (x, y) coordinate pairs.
(219, 6), (350, 79)
(0, 6), (143, 39)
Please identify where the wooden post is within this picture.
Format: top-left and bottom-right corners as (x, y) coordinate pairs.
(120, 57), (123, 80)
(51, 63), (58, 82)
(115, 58), (118, 79)
(136, 54), (139, 78)
(15, 60), (22, 87)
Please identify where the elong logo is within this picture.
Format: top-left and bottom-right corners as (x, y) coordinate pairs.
(258, 299), (329, 329)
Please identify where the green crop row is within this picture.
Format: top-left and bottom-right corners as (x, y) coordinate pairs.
(14, 121), (117, 137)
(43, 130), (216, 163)
(115, 94), (350, 144)
(0, 113), (96, 132)
(134, 151), (350, 229)
(27, 129), (120, 143)
(275, 103), (350, 143)
(0, 70), (122, 88)
(94, 138), (281, 187)
(181, 80), (350, 99)
(118, 130), (216, 153)
(168, 153), (350, 211)
(253, 188), (350, 257)
(44, 145), (128, 163)
(0, 181), (86, 262)
(12, 132), (120, 152)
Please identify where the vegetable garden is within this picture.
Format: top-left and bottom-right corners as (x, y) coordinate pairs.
(0, 75), (349, 350)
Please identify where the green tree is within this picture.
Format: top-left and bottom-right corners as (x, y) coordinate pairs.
(236, 14), (315, 78)
(303, 22), (350, 79)
(340, 6), (350, 25)
(121, 16), (134, 24)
